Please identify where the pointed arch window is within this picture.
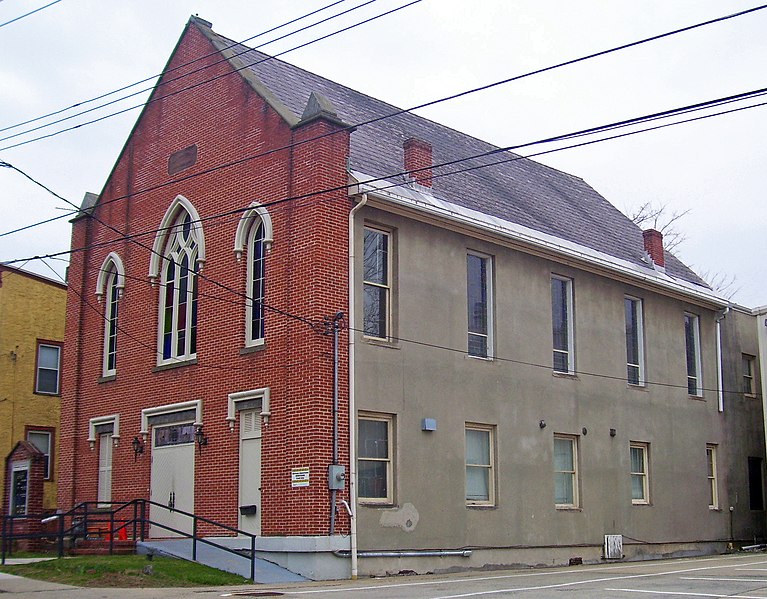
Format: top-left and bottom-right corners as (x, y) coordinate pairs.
(95, 253), (125, 377)
(234, 202), (273, 348)
(151, 196), (205, 364)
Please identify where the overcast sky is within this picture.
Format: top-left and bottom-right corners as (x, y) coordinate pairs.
(1, 0), (764, 308)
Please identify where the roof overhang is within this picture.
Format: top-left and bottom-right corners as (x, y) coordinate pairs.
(349, 170), (728, 311)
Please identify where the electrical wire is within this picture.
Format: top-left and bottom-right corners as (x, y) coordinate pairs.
(38, 257), (323, 373)
(0, 0), (350, 133)
(1, 2), (764, 239)
(2, 160), (316, 327)
(2, 84), (764, 255)
(0, 0), (423, 151)
(0, 0), (62, 29)
(3, 2), (762, 151)
(4, 98), (765, 399)
(0, 0), (382, 143)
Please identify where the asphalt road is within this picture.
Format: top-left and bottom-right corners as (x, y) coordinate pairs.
(4, 552), (767, 598)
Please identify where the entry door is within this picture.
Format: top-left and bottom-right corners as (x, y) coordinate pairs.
(150, 424), (195, 537)
(238, 409), (262, 535)
(97, 433), (113, 507)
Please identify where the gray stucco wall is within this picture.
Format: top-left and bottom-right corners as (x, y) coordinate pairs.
(352, 204), (763, 573)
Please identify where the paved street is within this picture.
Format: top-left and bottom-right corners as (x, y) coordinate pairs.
(4, 553), (767, 598)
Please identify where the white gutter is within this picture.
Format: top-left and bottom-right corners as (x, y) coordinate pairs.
(715, 307), (730, 413)
(350, 170), (728, 310)
(755, 306), (767, 477)
(347, 192), (367, 579)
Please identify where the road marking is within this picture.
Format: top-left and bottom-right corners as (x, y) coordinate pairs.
(737, 567), (767, 571)
(279, 556), (767, 596)
(681, 576), (767, 582)
(606, 589), (767, 598)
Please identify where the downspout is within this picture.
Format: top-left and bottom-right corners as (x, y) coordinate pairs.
(347, 192), (367, 580)
(715, 307), (730, 413)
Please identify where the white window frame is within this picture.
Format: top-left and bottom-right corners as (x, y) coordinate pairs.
(27, 430), (52, 480)
(685, 312), (703, 396)
(467, 251), (494, 359)
(35, 342), (61, 395)
(554, 434), (579, 508)
(707, 444), (718, 509)
(630, 442), (650, 505)
(96, 252), (125, 377)
(362, 226), (391, 341)
(357, 413), (394, 504)
(551, 275), (574, 374)
(234, 202), (274, 349)
(743, 354), (756, 395)
(625, 296), (645, 386)
(465, 423), (496, 506)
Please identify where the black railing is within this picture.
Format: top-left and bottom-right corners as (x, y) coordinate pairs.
(1, 499), (258, 581)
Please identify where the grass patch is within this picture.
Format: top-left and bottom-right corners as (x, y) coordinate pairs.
(0, 554), (251, 587)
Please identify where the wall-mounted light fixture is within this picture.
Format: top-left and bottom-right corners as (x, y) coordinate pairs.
(610, 428), (617, 437)
(131, 436), (144, 461)
(194, 425), (208, 453)
(539, 420), (546, 429)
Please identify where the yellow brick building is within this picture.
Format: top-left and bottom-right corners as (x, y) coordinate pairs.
(0, 265), (66, 511)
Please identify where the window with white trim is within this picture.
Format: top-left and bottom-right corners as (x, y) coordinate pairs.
(35, 342), (61, 395)
(159, 210), (200, 362)
(246, 218), (266, 345)
(27, 430), (52, 480)
(630, 442), (649, 505)
(554, 435), (579, 508)
(625, 297), (644, 386)
(467, 252), (493, 358)
(465, 424), (495, 506)
(103, 263), (120, 375)
(551, 276), (574, 373)
(362, 227), (390, 340)
(743, 354), (756, 395)
(96, 253), (124, 377)
(358, 413), (393, 503)
(685, 313), (702, 396)
(706, 444), (718, 509)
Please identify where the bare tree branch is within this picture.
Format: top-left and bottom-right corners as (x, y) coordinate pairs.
(628, 201), (689, 254)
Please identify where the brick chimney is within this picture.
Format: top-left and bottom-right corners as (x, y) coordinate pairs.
(642, 229), (665, 267)
(403, 137), (432, 187)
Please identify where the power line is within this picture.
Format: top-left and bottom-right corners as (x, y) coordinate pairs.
(0, 0), (62, 29)
(38, 257), (323, 374)
(343, 325), (762, 400)
(2, 84), (764, 259)
(2, 160), (316, 327)
(0, 0), (381, 143)
(11, 119), (761, 399)
(1, 2), (764, 237)
(0, 0), (349, 134)
(0, 0), (423, 151)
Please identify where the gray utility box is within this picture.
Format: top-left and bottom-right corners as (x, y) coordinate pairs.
(327, 465), (346, 490)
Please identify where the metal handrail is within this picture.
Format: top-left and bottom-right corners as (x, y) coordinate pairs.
(1, 499), (258, 580)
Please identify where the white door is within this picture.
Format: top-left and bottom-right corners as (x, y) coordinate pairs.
(97, 433), (113, 507)
(150, 424), (195, 537)
(238, 409), (262, 535)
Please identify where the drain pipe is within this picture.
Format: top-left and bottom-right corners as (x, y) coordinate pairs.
(348, 192), (368, 579)
(715, 306), (730, 413)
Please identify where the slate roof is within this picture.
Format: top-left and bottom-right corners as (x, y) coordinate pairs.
(197, 19), (707, 288)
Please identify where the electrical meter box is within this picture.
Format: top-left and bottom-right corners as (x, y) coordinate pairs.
(327, 465), (346, 490)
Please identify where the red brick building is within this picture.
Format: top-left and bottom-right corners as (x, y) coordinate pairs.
(61, 15), (765, 581)
(60, 16), (353, 570)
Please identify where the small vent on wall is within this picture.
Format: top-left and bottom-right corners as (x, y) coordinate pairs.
(168, 144), (198, 176)
(604, 534), (623, 559)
